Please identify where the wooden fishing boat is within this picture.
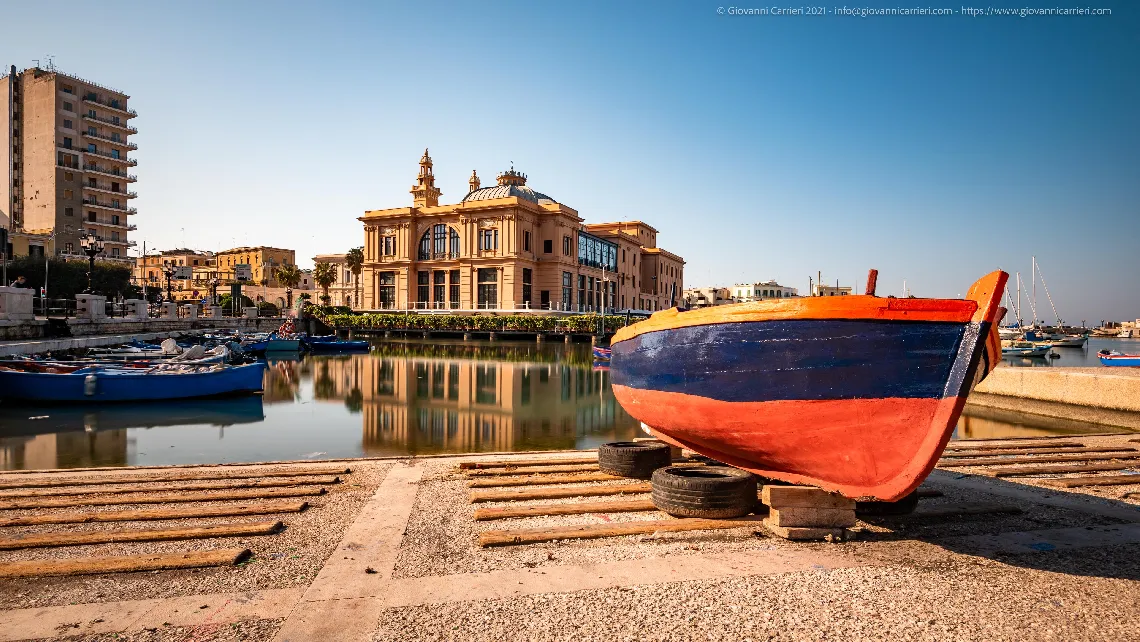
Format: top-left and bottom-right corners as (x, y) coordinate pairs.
(1001, 341), (1052, 358)
(0, 362), (266, 403)
(609, 270), (1007, 501)
(1098, 350), (1140, 367)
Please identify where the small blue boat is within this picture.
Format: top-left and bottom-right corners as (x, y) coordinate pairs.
(0, 363), (266, 403)
(1099, 350), (1140, 367)
(304, 335), (370, 352)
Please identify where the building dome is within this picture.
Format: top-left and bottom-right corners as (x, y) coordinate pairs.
(461, 184), (557, 205)
(461, 165), (557, 204)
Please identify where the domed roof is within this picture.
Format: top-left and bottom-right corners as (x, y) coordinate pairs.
(461, 184), (557, 205)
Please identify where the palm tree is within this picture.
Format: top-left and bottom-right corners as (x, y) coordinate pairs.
(345, 247), (364, 310)
(274, 264), (303, 310)
(312, 262), (337, 306)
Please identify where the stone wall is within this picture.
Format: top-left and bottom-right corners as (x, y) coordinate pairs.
(968, 366), (1140, 430)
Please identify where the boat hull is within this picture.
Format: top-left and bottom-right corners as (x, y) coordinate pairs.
(0, 363), (267, 403)
(610, 271), (1006, 501)
(1099, 355), (1140, 367)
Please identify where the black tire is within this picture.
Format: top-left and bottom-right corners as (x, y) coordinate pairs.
(597, 441), (672, 479)
(651, 466), (757, 519)
(855, 490), (920, 516)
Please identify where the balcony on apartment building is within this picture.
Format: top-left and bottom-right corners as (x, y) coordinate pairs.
(81, 129), (138, 150)
(84, 216), (136, 231)
(80, 111), (138, 134)
(81, 197), (137, 215)
(82, 163), (138, 182)
(83, 147), (138, 167)
(82, 95), (138, 118)
(82, 182), (138, 198)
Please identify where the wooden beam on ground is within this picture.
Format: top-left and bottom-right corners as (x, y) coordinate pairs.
(943, 441), (1083, 451)
(479, 516), (766, 547)
(941, 447), (1132, 459)
(0, 487), (327, 511)
(466, 465), (601, 477)
(937, 452), (1140, 468)
(0, 548), (251, 578)
(470, 483), (651, 504)
(459, 457), (598, 470)
(469, 473), (624, 488)
(0, 501), (309, 528)
(908, 503), (1022, 519)
(1046, 475), (1140, 488)
(474, 498), (658, 521)
(988, 462), (1138, 477)
(0, 520), (283, 550)
(0, 467), (352, 490)
(0, 476), (340, 499)
(1123, 492), (1140, 499)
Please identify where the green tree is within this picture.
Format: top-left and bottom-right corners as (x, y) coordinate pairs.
(345, 247), (364, 310)
(274, 264), (303, 309)
(312, 262), (337, 306)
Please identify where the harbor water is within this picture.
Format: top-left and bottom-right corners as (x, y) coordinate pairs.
(1, 338), (1137, 470)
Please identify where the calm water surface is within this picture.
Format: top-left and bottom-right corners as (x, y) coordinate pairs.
(1, 338), (1136, 470)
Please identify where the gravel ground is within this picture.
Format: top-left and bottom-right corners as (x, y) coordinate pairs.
(375, 544), (1140, 642)
(390, 458), (1128, 579)
(0, 462), (391, 610)
(32, 617), (282, 642)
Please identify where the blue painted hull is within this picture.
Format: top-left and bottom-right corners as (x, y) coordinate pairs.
(1100, 355), (1140, 367)
(306, 338), (369, 352)
(0, 363), (267, 403)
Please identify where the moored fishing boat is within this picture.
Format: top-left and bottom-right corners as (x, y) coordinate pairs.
(1001, 341), (1052, 358)
(1098, 350), (1140, 367)
(0, 362), (266, 403)
(303, 335), (370, 352)
(1050, 334), (1088, 348)
(609, 270), (1007, 501)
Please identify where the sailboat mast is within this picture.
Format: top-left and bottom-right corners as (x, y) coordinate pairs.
(1031, 256), (1037, 325)
(1034, 257), (1062, 327)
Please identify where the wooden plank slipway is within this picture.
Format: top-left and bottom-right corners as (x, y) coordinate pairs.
(468, 473), (623, 488)
(0, 548), (252, 578)
(0, 467), (352, 490)
(0, 501), (310, 528)
(479, 516), (767, 547)
(940, 447), (1133, 459)
(470, 483), (651, 504)
(0, 521), (283, 550)
(0, 476), (341, 499)
(937, 452), (1140, 468)
(0, 487), (327, 510)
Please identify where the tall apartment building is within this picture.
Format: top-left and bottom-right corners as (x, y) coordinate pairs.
(1, 65), (138, 262)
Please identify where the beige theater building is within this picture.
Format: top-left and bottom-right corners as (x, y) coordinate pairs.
(359, 151), (684, 312)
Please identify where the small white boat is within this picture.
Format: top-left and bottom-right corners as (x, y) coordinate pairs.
(1002, 341), (1052, 358)
(1118, 329), (1135, 338)
(1051, 335), (1088, 348)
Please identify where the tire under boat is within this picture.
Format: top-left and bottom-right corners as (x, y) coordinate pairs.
(609, 271), (1008, 501)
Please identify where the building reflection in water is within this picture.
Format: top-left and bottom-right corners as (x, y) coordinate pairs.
(0, 430), (128, 470)
(285, 341), (640, 455)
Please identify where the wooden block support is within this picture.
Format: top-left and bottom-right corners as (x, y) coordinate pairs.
(0, 548), (251, 578)
(0, 476), (340, 499)
(761, 485), (855, 510)
(937, 452), (1140, 468)
(0, 487), (326, 511)
(1046, 474), (1140, 488)
(0, 501), (309, 528)
(479, 516), (765, 547)
(0, 467), (351, 491)
(0, 520), (283, 550)
(468, 473), (624, 488)
(762, 520), (849, 542)
(768, 507), (856, 528)
(470, 483), (651, 504)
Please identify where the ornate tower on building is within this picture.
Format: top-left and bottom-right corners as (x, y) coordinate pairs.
(468, 169), (481, 193)
(410, 149), (442, 207)
(496, 165), (527, 187)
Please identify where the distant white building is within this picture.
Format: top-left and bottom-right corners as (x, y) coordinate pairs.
(731, 280), (798, 303)
(813, 284), (852, 297)
(683, 287), (733, 309)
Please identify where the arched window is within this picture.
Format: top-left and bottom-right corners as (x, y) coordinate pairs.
(419, 224), (460, 260)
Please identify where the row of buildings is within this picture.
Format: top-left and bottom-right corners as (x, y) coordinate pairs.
(4, 65), (686, 313)
(682, 281), (853, 309)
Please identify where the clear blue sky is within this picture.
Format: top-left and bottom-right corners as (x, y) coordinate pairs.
(6, 1), (1137, 323)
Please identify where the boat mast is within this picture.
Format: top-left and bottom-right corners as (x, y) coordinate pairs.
(1034, 256), (1062, 327)
(1031, 256), (1037, 326)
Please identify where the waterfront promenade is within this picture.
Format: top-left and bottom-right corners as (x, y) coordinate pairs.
(1, 433), (1138, 642)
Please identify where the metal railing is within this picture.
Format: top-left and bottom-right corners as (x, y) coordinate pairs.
(83, 183), (137, 198)
(81, 112), (138, 133)
(81, 130), (138, 149)
(81, 198), (137, 214)
(82, 96), (138, 117)
(83, 148), (137, 166)
(82, 164), (137, 181)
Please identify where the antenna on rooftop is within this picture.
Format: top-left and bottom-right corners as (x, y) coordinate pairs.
(44, 55), (55, 72)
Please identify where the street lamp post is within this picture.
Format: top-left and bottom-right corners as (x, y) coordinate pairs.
(162, 265), (176, 302)
(78, 233), (106, 294)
